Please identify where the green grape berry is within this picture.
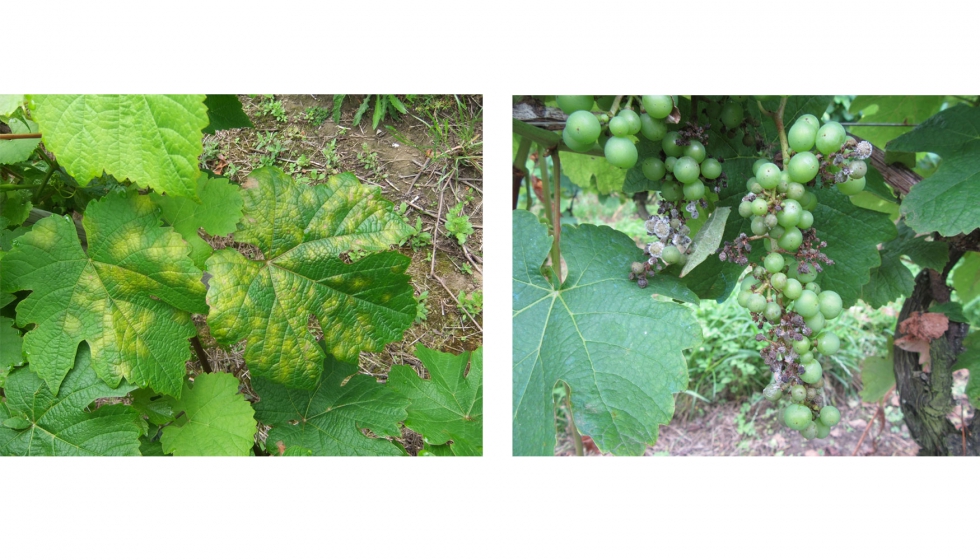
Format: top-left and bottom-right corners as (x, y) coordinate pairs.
(752, 159), (769, 176)
(673, 156), (701, 184)
(784, 278), (803, 299)
(664, 156), (677, 172)
(642, 95), (673, 119)
(819, 405), (841, 427)
(788, 119), (817, 152)
(557, 95), (594, 114)
(787, 151), (819, 184)
(660, 180), (682, 201)
(798, 210), (814, 229)
(746, 293), (767, 313)
(662, 245), (681, 264)
(800, 360), (822, 384)
(595, 95), (615, 111)
(776, 199), (803, 228)
(756, 163), (781, 190)
(794, 290), (820, 318)
(764, 301), (782, 322)
(764, 252), (785, 273)
(817, 290), (842, 319)
(639, 114), (668, 141)
(784, 404), (813, 431)
(609, 115), (630, 137)
(837, 175), (866, 195)
(738, 199), (753, 218)
(815, 422), (831, 438)
(770, 273), (788, 290)
(751, 198), (769, 216)
(790, 384), (807, 403)
(642, 157), (667, 181)
(778, 226), (803, 251)
(662, 132), (685, 157)
(604, 137), (638, 169)
(701, 158), (722, 180)
(683, 180), (706, 200)
(801, 421), (819, 440)
(805, 312), (825, 334)
(683, 140), (707, 163)
(792, 337), (810, 354)
(618, 109), (642, 135)
(848, 160), (868, 179)
(815, 121), (847, 155)
(562, 127), (594, 153)
(816, 332), (840, 355)
(786, 182), (806, 201)
(565, 110), (601, 145)
(720, 102), (744, 129)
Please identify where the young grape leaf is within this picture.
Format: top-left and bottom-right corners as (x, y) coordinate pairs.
(0, 95), (24, 117)
(150, 175), (244, 268)
(160, 372), (257, 456)
(859, 341), (895, 403)
(206, 167), (415, 389)
(680, 207), (730, 277)
(812, 188), (897, 308)
(1, 191), (207, 396)
(0, 343), (141, 456)
(561, 151), (627, 195)
(0, 116), (40, 165)
(849, 96), (946, 152)
(862, 221), (949, 308)
(388, 345), (482, 456)
(0, 316), (24, 385)
(953, 252), (980, 303)
(32, 94), (209, 200)
(513, 210), (701, 456)
(956, 331), (980, 408)
(202, 94), (253, 134)
(252, 352), (408, 456)
(0, 190), (32, 227)
(888, 104), (980, 236)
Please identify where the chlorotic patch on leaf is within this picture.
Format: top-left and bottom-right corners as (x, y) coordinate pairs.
(513, 210), (701, 456)
(388, 345), (482, 456)
(0, 344), (141, 456)
(253, 352), (408, 456)
(160, 372), (257, 456)
(32, 94), (209, 200)
(206, 167), (415, 389)
(0, 191), (207, 396)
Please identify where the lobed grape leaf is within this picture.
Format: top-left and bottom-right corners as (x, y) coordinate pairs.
(812, 187), (897, 309)
(861, 222), (949, 308)
(859, 341), (895, 403)
(513, 210), (701, 456)
(205, 167), (415, 389)
(0, 95), (24, 117)
(0, 317), (24, 385)
(0, 344), (141, 456)
(160, 372), (257, 456)
(253, 351), (408, 456)
(952, 252), (980, 305)
(1, 191), (207, 396)
(888, 104), (980, 236)
(202, 94), (253, 134)
(0, 115), (40, 165)
(150, 175), (244, 268)
(388, 345), (483, 456)
(849, 96), (946, 152)
(561, 151), (627, 195)
(32, 94), (209, 200)
(956, 331), (980, 408)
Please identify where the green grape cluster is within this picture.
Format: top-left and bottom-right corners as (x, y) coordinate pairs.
(719, 113), (873, 441)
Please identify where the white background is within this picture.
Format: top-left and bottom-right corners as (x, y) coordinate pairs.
(5, 1), (979, 557)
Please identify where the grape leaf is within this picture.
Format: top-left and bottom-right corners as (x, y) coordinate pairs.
(861, 222), (948, 308)
(859, 341), (895, 403)
(253, 352), (408, 456)
(202, 94), (253, 134)
(0, 95), (24, 117)
(0, 191), (207, 396)
(388, 345), (482, 456)
(160, 372), (257, 456)
(32, 94), (209, 200)
(0, 116), (40, 165)
(812, 187), (897, 308)
(622, 138), (661, 194)
(1, 189), (32, 226)
(0, 344), (140, 456)
(0, 316), (24, 385)
(680, 207), (730, 277)
(888, 104), (980, 236)
(561, 151), (627, 195)
(952, 251), (980, 304)
(849, 96), (946, 151)
(206, 167), (415, 389)
(150, 175), (243, 268)
(513, 210), (701, 456)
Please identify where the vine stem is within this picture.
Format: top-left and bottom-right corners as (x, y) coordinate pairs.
(608, 95), (624, 116)
(551, 149), (562, 273)
(33, 149), (58, 203)
(0, 133), (42, 140)
(0, 183), (38, 190)
(537, 147), (562, 286)
(190, 336), (213, 373)
(565, 383), (584, 456)
(775, 96), (790, 167)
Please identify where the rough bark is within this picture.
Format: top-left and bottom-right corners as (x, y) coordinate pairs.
(894, 267), (978, 455)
